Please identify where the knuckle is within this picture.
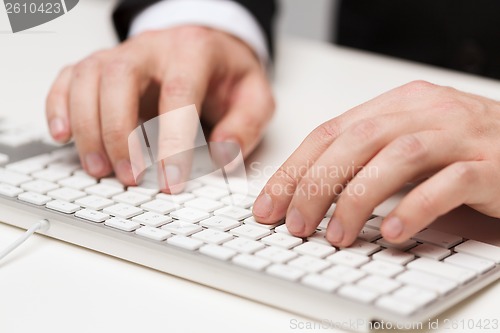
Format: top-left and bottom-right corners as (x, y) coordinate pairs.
(398, 80), (439, 97)
(349, 119), (379, 141)
(413, 187), (437, 215)
(311, 119), (342, 145)
(450, 162), (477, 183)
(103, 127), (126, 145)
(161, 74), (193, 99)
(390, 134), (428, 162)
(274, 166), (299, 189)
(176, 26), (213, 43)
(102, 56), (136, 77)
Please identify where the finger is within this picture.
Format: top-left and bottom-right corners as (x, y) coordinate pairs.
(330, 130), (474, 247)
(155, 55), (213, 193)
(100, 56), (145, 185)
(46, 65), (73, 142)
(69, 55), (113, 178)
(381, 161), (495, 243)
(209, 70), (274, 159)
(284, 113), (435, 237)
(252, 81), (442, 224)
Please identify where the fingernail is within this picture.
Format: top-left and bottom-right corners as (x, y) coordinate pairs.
(165, 165), (181, 186)
(328, 218), (344, 244)
(253, 193), (273, 218)
(286, 207), (305, 234)
(116, 159), (135, 184)
(85, 153), (106, 175)
(383, 217), (404, 239)
(49, 117), (65, 138)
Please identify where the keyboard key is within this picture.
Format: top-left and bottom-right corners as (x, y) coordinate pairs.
(307, 230), (330, 246)
(185, 197), (224, 212)
(6, 160), (44, 174)
(244, 217), (282, 230)
(301, 274), (342, 292)
(18, 192), (51, 205)
(230, 224), (271, 240)
(192, 229), (233, 245)
(0, 169), (32, 186)
(103, 203), (143, 219)
(454, 240), (500, 263)
(135, 226), (172, 241)
(293, 242), (336, 258)
(288, 256), (331, 273)
(46, 200), (81, 214)
(75, 209), (109, 223)
(410, 243), (451, 260)
(365, 216), (383, 229)
(200, 216), (241, 231)
(200, 244), (237, 261)
(156, 192), (195, 204)
(85, 184), (123, 198)
(104, 217), (141, 232)
(376, 238), (417, 251)
(214, 206), (252, 220)
(75, 195), (114, 210)
(326, 251), (369, 267)
(255, 246), (297, 263)
(48, 161), (81, 174)
(167, 235), (203, 251)
(361, 260), (404, 278)
(170, 207), (210, 223)
(224, 237), (265, 254)
(113, 192), (151, 206)
(48, 188), (87, 202)
(193, 186), (229, 200)
(391, 285), (438, 307)
(221, 193), (254, 208)
(127, 186), (160, 196)
(376, 296), (420, 316)
(357, 275), (401, 294)
(57, 176), (97, 190)
(322, 265), (366, 283)
(396, 270), (457, 295)
(0, 153), (9, 165)
(0, 183), (23, 198)
(338, 285), (378, 303)
(444, 253), (495, 274)
(132, 212), (172, 227)
(407, 258), (476, 284)
(233, 254), (271, 271)
(266, 264), (305, 281)
(274, 224), (293, 235)
(357, 227), (381, 242)
(372, 248), (415, 265)
(140, 199), (179, 214)
(161, 221), (202, 236)
(99, 177), (124, 188)
(412, 229), (463, 249)
(21, 180), (58, 194)
(343, 239), (381, 256)
(317, 217), (330, 230)
(261, 233), (303, 249)
(33, 169), (71, 182)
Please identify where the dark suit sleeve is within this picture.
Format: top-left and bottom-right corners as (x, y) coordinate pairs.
(112, 0), (278, 58)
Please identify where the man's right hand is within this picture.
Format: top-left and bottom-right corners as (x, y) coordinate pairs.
(45, 26), (274, 189)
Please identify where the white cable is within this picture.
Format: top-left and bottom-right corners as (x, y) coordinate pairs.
(0, 219), (50, 261)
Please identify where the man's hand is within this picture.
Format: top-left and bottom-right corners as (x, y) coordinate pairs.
(46, 26), (274, 188)
(253, 80), (500, 246)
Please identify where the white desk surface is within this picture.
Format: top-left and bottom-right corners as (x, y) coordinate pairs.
(0, 1), (498, 332)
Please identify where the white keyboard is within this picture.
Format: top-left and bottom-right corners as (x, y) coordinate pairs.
(0, 120), (499, 332)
